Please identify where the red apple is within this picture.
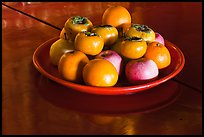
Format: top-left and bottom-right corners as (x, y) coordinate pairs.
(95, 50), (122, 75)
(154, 32), (165, 45)
(125, 58), (159, 84)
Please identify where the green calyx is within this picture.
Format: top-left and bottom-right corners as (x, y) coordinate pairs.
(72, 16), (89, 26)
(84, 31), (99, 36)
(132, 24), (151, 33)
(124, 36), (143, 42)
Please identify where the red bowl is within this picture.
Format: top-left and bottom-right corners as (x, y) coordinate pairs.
(37, 75), (182, 114)
(33, 37), (185, 96)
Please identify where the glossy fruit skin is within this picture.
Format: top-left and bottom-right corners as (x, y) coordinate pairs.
(95, 50), (122, 75)
(58, 51), (89, 83)
(154, 32), (165, 45)
(49, 39), (74, 66)
(83, 59), (118, 87)
(74, 32), (104, 55)
(144, 42), (171, 69)
(59, 27), (69, 40)
(125, 24), (155, 43)
(125, 58), (159, 84)
(121, 37), (147, 59)
(91, 25), (118, 47)
(64, 16), (93, 41)
(102, 6), (131, 37)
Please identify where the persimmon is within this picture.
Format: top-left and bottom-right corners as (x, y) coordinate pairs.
(58, 51), (89, 83)
(121, 37), (147, 59)
(91, 25), (118, 47)
(64, 16), (93, 41)
(74, 31), (104, 55)
(144, 42), (171, 69)
(83, 59), (118, 87)
(102, 6), (131, 37)
(125, 24), (155, 43)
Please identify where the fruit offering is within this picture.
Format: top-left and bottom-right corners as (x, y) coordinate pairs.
(125, 24), (155, 43)
(91, 25), (118, 47)
(102, 5), (131, 36)
(49, 5), (171, 87)
(144, 42), (171, 69)
(121, 37), (147, 59)
(58, 51), (89, 83)
(74, 31), (104, 55)
(125, 58), (159, 84)
(64, 16), (93, 41)
(83, 59), (118, 87)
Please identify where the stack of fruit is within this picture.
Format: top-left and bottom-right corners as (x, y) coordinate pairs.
(49, 6), (171, 87)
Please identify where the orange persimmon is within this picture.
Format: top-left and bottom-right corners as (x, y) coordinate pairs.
(144, 42), (171, 69)
(83, 59), (118, 87)
(74, 31), (104, 55)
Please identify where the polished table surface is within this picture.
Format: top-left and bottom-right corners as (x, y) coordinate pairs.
(2, 2), (202, 135)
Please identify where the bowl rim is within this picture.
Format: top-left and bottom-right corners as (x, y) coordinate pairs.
(33, 37), (185, 95)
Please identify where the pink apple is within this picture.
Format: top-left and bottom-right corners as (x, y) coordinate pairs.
(125, 58), (159, 84)
(96, 50), (122, 75)
(155, 32), (165, 45)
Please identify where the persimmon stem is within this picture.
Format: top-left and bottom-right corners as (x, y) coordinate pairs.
(84, 31), (98, 36)
(156, 43), (161, 46)
(132, 24), (151, 33)
(124, 37), (143, 41)
(72, 16), (89, 26)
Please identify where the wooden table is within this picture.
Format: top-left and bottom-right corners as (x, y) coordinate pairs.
(2, 2), (202, 135)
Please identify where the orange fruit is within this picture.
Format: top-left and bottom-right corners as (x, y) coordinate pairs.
(74, 31), (104, 55)
(125, 24), (155, 43)
(91, 25), (118, 47)
(83, 59), (118, 87)
(58, 51), (89, 83)
(102, 6), (131, 37)
(144, 42), (171, 69)
(121, 37), (147, 59)
(64, 16), (93, 41)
